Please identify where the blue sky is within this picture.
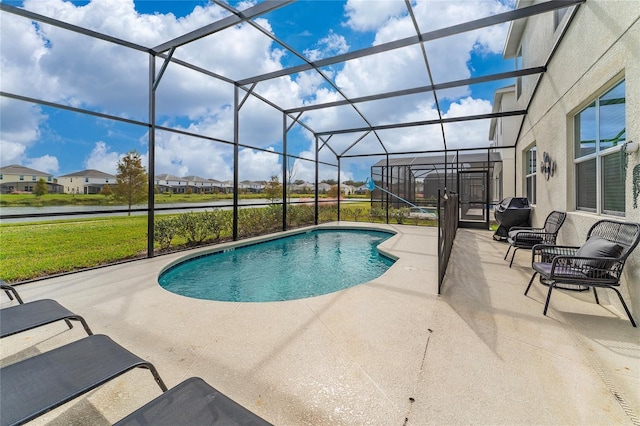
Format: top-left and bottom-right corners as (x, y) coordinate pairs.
(1, 0), (517, 182)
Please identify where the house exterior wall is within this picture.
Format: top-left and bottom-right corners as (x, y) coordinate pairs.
(58, 176), (114, 194)
(490, 87), (518, 201)
(0, 168), (59, 193)
(512, 0), (640, 315)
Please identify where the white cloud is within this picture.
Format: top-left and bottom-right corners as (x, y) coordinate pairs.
(0, 99), (48, 166)
(154, 131), (234, 180)
(0, 141), (27, 166)
(343, 0), (408, 32)
(238, 148), (281, 182)
(2, 0), (512, 182)
(304, 30), (350, 61)
(85, 141), (123, 175)
(25, 155), (59, 174)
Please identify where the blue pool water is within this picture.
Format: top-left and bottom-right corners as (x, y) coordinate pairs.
(158, 229), (395, 302)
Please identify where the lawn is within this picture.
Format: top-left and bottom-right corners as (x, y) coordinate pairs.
(1, 201), (436, 283)
(0, 216), (150, 282)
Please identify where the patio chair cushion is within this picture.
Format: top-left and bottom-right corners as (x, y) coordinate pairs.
(575, 236), (624, 271)
(532, 262), (586, 279)
(114, 377), (271, 426)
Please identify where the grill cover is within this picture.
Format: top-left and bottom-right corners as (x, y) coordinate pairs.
(493, 197), (531, 240)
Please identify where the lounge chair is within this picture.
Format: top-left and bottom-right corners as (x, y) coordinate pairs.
(0, 334), (167, 426)
(115, 377), (272, 426)
(504, 210), (566, 267)
(1, 281), (24, 304)
(1, 298), (93, 339)
(525, 219), (640, 326)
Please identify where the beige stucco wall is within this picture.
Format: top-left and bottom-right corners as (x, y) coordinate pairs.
(515, 1), (640, 317)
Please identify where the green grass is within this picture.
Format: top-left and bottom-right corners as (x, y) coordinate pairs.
(0, 216), (150, 282)
(0, 192), (355, 207)
(0, 200), (436, 283)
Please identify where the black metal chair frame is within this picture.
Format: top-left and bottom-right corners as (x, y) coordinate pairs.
(525, 220), (640, 327)
(1, 281), (24, 304)
(504, 210), (567, 267)
(0, 334), (168, 426)
(1, 281), (93, 339)
(1, 281), (270, 425)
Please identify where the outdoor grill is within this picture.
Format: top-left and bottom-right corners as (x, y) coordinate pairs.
(493, 197), (531, 241)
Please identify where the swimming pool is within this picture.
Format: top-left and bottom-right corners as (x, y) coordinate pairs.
(159, 229), (395, 302)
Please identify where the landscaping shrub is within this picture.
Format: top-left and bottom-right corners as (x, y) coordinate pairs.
(369, 207), (385, 222)
(175, 211), (211, 244)
(154, 216), (178, 249)
(390, 207), (410, 224)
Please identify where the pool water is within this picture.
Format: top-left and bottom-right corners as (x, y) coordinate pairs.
(159, 229), (395, 302)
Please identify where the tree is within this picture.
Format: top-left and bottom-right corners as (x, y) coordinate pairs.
(33, 178), (48, 197)
(264, 175), (282, 203)
(100, 184), (113, 196)
(113, 150), (148, 216)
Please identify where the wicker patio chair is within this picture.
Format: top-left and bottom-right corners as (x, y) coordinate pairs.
(504, 210), (566, 267)
(525, 219), (640, 327)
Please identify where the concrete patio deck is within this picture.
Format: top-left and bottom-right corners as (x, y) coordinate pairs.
(1, 223), (638, 425)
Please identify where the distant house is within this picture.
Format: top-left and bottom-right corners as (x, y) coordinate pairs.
(341, 184), (356, 195)
(290, 182), (314, 194)
(239, 180), (266, 193)
(58, 169), (115, 194)
(0, 164), (62, 194)
(183, 175), (216, 193)
(355, 185), (369, 195)
(154, 174), (187, 193)
(317, 182), (332, 193)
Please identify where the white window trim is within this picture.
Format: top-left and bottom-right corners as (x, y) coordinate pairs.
(525, 146), (537, 205)
(573, 78), (625, 217)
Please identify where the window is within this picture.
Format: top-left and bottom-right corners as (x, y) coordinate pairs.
(32, 175), (37, 181)
(19, 175), (24, 181)
(526, 146), (537, 204)
(574, 79), (625, 216)
(85, 178), (89, 183)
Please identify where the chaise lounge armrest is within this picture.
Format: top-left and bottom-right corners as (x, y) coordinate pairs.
(1, 281), (23, 304)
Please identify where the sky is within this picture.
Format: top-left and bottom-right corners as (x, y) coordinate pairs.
(0, 0), (518, 183)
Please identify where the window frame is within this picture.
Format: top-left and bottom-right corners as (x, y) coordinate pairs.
(525, 146), (537, 205)
(573, 78), (626, 216)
